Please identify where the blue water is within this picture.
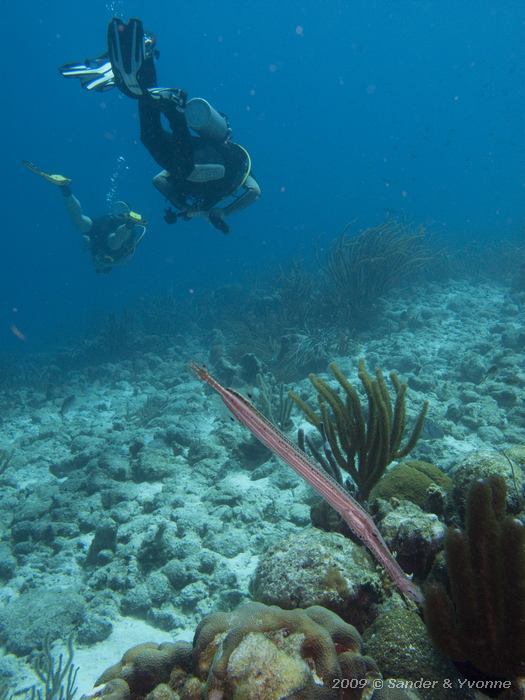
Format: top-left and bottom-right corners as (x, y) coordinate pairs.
(3, 0), (525, 349)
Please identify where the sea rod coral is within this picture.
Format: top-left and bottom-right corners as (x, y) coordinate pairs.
(290, 359), (428, 501)
(424, 475), (525, 685)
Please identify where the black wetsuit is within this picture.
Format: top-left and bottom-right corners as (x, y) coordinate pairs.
(139, 98), (248, 211)
(89, 215), (138, 269)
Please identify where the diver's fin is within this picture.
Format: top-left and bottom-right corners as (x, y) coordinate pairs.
(22, 161), (72, 187)
(107, 18), (157, 98)
(59, 53), (115, 92)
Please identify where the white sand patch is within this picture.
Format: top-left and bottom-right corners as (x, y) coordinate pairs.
(71, 617), (193, 697)
(223, 471), (265, 493)
(228, 551), (259, 590)
(442, 434), (481, 455)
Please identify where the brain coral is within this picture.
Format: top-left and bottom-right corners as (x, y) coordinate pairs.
(87, 602), (381, 700)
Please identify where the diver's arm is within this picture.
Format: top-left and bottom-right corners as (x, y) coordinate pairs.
(62, 190), (93, 234)
(107, 224), (132, 251)
(108, 223), (146, 254)
(221, 176), (261, 216)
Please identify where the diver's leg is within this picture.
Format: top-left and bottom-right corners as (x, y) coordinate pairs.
(152, 170), (172, 198)
(152, 170), (187, 210)
(163, 107), (226, 182)
(139, 98), (173, 169)
(139, 97), (194, 179)
(62, 189), (93, 234)
(164, 107), (194, 179)
(222, 176), (261, 216)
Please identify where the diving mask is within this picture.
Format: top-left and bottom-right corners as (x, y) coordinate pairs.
(111, 200), (145, 226)
(128, 210), (144, 224)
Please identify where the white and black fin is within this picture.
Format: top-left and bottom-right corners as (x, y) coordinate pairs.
(107, 17), (157, 98)
(59, 54), (115, 92)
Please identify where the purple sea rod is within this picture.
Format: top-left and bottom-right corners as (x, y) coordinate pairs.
(191, 363), (424, 605)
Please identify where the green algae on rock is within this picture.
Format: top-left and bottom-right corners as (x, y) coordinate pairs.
(370, 461), (451, 512)
(363, 608), (471, 700)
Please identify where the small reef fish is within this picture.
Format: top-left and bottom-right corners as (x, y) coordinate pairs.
(60, 395), (76, 417)
(10, 324), (26, 341)
(191, 363), (424, 605)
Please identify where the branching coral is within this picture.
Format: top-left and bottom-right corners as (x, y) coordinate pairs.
(290, 360), (428, 501)
(127, 394), (171, 427)
(424, 476), (525, 682)
(7, 636), (79, 700)
(325, 220), (431, 328)
(256, 372), (293, 431)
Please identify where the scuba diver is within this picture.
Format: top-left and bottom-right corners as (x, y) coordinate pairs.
(23, 161), (147, 274)
(60, 18), (260, 235)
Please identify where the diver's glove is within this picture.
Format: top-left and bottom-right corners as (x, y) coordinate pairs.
(164, 207), (190, 224)
(208, 209), (230, 234)
(147, 87), (187, 111)
(164, 208), (177, 224)
(165, 207), (182, 224)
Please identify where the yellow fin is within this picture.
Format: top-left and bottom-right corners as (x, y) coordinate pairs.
(22, 160), (72, 187)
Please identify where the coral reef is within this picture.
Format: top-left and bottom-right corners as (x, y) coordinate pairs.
(324, 221), (431, 328)
(1, 267), (525, 698)
(370, 460), (452, 513)
(29, 635), (79, 700)
(373, 500), (445, 579)
(290, 360), (428, 501)
(373, 687), (422, 700)
(0, 589), (84, 656)
(1, 636), (79, 700)
(87, 602), (381, 700)
(255, 371), (293, 431)
(424, 476), (525, 684)
(250, 530), (383, 629)
(447, 450), (525, 518)
(363, 608), (471, 700)
(96, 641), (192, 697)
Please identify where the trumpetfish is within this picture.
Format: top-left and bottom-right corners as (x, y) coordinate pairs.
(191, 363), (423, 605)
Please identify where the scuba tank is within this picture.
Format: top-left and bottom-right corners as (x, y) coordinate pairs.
(185, 98), (229, 141)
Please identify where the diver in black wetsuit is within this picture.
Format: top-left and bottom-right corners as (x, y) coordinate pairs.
(139, 89), (260, 233)
(60, 18), (260, 235)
